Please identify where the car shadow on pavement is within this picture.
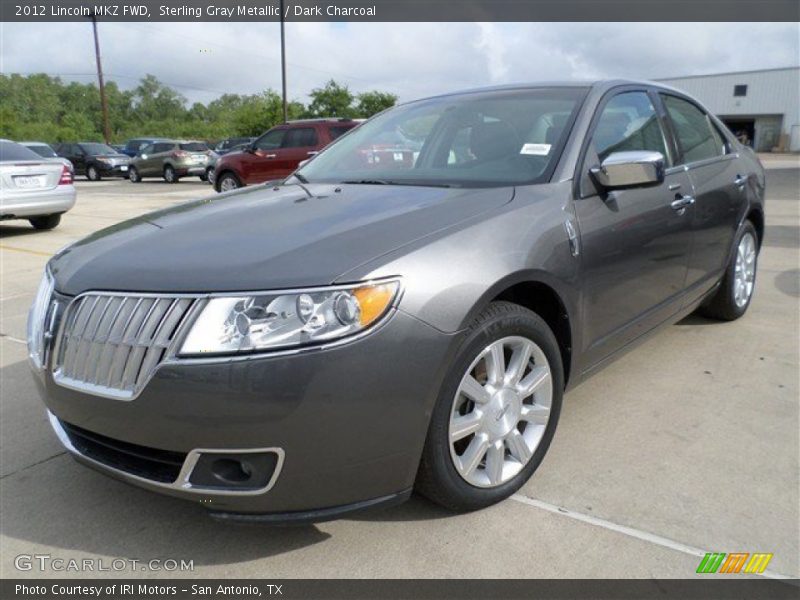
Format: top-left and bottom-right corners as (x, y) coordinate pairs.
(0, 224), (41, 238)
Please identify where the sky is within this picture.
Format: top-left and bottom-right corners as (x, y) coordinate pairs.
(1, 21), (798, 105)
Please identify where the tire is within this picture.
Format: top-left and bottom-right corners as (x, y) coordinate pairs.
(163, 165), (177, 183)
(86, 165), (100, 181)
(29, 214), (61, 230)
(216, 172), (241, 193)
(416, 301), (564, 511)
(699, 220), (759, 321)
(128, 166), (141, 183)
(206, 167), (215, 185)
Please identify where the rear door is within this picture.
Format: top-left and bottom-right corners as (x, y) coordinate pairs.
(574, 88), (695, 368)
(659, 93), (746, 305)
(151, 142), (174, 174)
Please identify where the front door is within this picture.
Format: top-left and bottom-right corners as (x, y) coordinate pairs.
(249, 128), (287, 184)
(575, 89), (695, 368)
(273, 126), (320, 179)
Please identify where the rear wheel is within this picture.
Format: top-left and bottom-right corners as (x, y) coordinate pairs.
(163, 165), (177, 183)
(699, 220), (758, 321)
(29, 214), (61, 230)
(128, 166), (141, 183)
(217, 172), (241, 193)
(416, 301), (563, 511)
(86, 165), (100, 181)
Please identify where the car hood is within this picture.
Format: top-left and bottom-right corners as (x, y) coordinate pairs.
(50, 183), (513, 295)
(94, 154), (130, 161)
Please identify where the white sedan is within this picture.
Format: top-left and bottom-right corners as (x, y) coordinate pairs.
(0, 139), (76, 230)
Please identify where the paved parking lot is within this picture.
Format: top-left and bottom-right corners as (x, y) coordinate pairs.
(1, 165), (798, 579)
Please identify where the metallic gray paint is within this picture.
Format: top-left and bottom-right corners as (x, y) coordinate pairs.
(34, 80), (765, 518)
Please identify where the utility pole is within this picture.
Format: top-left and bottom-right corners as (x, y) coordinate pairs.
(279, 0), (288, 123)
(89, 15), (111, 144)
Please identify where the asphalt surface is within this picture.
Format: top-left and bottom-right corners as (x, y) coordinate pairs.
(1, 163), (798, 579)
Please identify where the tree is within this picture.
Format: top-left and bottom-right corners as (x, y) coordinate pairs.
(232, 90), (304, 136)
(306, 80), (355, 119)
(355, 91), (397, 118)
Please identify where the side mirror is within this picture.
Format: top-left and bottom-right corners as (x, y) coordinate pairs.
(590, 151), (665, 189)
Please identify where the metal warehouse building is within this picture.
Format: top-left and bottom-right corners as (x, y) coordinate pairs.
(658, 66), (800, 152)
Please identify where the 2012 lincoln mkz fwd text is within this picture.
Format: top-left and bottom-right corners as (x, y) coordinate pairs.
(29, 81), (765, 522)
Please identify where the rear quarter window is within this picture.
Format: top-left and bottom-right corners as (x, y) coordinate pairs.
(328, 125), (355, 140)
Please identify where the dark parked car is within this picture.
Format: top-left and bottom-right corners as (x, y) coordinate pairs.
(120, 137), (170, 157)
(128, 140), (213, 183)
(54, 142), (130, 180)
(214, 137), (255, 155)
(29, 81), (764, 521)
(213, 119), (358, 192)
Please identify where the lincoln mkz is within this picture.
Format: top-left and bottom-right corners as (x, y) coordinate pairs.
(29, 80), (764, 522)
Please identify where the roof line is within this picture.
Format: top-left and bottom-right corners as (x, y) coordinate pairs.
(656, 65), (800, 82)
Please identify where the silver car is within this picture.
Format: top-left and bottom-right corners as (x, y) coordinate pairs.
(20, 141), (75, 174)
(0, 140), (76, 230)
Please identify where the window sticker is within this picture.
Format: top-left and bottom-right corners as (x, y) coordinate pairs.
(520, 143), (551, 155)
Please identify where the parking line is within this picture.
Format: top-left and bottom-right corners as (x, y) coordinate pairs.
(0, 244), (53, 258)
(510, 494), (792, 580)
(0, 334), (26, 345)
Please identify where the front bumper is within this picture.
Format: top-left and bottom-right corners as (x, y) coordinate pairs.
(96, 163), (130, 177)
(34, 310), (458, 518)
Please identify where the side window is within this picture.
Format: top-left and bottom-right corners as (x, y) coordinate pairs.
(662, 95), (725, 164)
(254, 129), (286, 150)
(592, 91), (669, 163)
(328, 126), (353, 141)
(283, 127), (319, 148)
(139, 144), (154, 155)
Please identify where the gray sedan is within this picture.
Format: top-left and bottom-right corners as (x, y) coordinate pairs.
(29, 80), (764, 520)
(1, 140), (76, 230)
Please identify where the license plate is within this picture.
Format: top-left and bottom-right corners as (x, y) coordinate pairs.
(14, 175), (45, 189)
(192, 155), (206, 162)
(120, 165), (128, 171)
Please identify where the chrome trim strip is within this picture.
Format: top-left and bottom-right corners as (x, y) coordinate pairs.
(48, 411), (285, 497)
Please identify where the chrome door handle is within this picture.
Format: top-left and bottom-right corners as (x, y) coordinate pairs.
(265, 154), (277, 159)
(734, 175), (748, 187)
(671, 195), (695, 210)
(307, 151), (319, 156)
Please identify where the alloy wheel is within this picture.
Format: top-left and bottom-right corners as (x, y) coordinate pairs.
(449, 336), (552, 488)
(219, 175), (239, 192)
(734, 231), (756, 307)
(164, 166), (175, 183)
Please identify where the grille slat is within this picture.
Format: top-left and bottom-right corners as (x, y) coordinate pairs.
(53, 293), (196, 400)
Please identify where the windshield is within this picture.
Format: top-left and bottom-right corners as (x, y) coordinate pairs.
(81, 143), (116, 155)
(26, 144), (58, 158)
(297, 88), (586, 187)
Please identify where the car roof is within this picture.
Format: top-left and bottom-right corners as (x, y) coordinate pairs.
(19, 141), (51, 146)
(412, 79), (688, 102)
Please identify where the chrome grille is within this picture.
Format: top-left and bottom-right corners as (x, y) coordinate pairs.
(52, 293), (197, 399)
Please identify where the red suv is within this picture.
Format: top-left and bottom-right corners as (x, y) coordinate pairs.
(213, 119), (358, 192)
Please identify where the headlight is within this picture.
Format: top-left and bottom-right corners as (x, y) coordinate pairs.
(179, 280), (400, 356)
(27, 269), (54, 369)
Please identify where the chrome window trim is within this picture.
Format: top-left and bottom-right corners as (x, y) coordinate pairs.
(48, 411), (285, 497)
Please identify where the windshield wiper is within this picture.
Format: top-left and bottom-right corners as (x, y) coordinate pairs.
(291, 172), (309, 184)
(340, 179), (453, 188)
(341, 179), (391, 185)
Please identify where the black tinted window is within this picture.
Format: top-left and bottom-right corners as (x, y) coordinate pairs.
(662, 95), (726, 164)
(592, 92), (668, 162)
(154, 143), (174, 153)
(254, 129), (285, 150)
(283, 128), (318, 148)
(81, 143), (115, 155)
(0, 140), (42, 161)
(179, 142), (208, 152)
(328, 126), (353, 140)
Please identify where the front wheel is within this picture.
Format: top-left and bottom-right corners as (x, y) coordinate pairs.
(86, 165), (100, 181)
(216, 172), (241, 193)
(29, 214), (61, 230)
(128, 166), (141, 183)
(699, 220), (758, 321)
(415, 301), (563, 511)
